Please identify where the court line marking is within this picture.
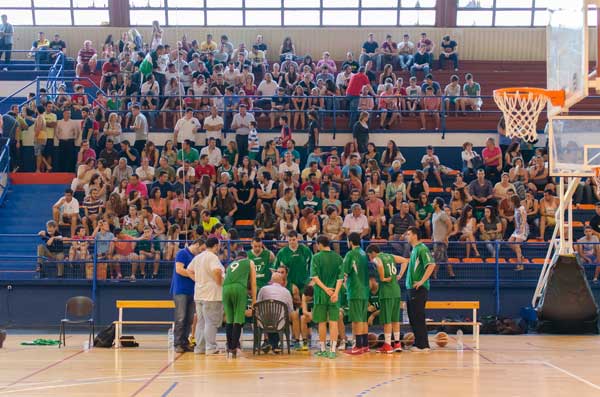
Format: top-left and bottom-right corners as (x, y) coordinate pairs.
(129, 353), (184, 397)
(160, 382), (178, 397)
(541, 361), (600, 391)
(0, 349), (84, 391)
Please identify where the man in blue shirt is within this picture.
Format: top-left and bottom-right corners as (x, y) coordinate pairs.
(170, 238), (206, 353)
(421, 73), (441, 96)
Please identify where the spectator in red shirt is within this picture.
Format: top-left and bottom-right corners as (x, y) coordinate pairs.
(194, 154), (217, 183)
(76, 40), (98, 77)
(322, 155), (343, 184)
(346, 67), (375, 127)
(126, 174), (148, 198)
(101, 57), (120, 90)
(482, 137), (502, 184)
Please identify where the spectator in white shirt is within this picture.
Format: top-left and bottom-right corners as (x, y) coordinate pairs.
(174, 108), (201, 145)
(188, 237), (225, 355)
(443, 75), (462, 115)
(342, 203), (370, 238)
(461, 141), (479, 180)
(52, 188), (80, 237)
(141, 74), (159, 96)
(200, 137), (223, 167)
(398, 34), (415, 71)
(256, 73), (279, 109)
(278, 152), (300, 182)
(421, 145), (444, 187)
(136, 157), (155, 185)
(203, 106), (224, 147)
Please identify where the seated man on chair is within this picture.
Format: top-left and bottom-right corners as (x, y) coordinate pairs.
(256, 271), (294, 353)
(37, 220), (65, 278)
(76, 40), (98, 77)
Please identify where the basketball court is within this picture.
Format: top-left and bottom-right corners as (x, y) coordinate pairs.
(0, 333), (599, 396)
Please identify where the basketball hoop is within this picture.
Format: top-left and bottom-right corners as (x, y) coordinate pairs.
(493, 87), (565, 143)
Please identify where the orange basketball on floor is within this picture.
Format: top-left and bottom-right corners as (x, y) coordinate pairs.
(435, 332), (449, 347)
(402, 332), (415, 347)
(368, 333), (378, 348)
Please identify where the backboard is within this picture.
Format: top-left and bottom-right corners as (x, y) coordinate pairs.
(547, 116), (600, 176)
(546, 0), (588, 116)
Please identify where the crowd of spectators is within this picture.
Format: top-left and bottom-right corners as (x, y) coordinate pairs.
(13, 25), (596, 280)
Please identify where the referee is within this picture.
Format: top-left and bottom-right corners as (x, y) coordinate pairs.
(170, 238), (205, 353)
(405, 226), (436, 352)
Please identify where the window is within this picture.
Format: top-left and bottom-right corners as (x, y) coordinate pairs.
(401, 0), (436, 6)
(130, 10), (166, 25)
(4, 10), (34, 26)
(73, 10), (110, 25)
(129, 0), (163, 7)
(206, 0), (242, 8)
(167, 10), (204, 26)
(361, 10), (397, 25)
(33, 0), (70, 7)
(323, 10), (358, 25)
(246, 10), (282, 26)
(246, 0), (281, 7)
(34, 9), (72, 25)
(284, 10), (320, 25)
(400, 10), (435, 25)
(206, 10), (243, 25)
(168, 0), (203, 6)
(362, 0), (396, 7)
(496, 0), (532, 8)
(73, 0), (109, 6)
(457, 10), (493, 26)
(457, 0), (493, 8)
(495, 10), (532, 26)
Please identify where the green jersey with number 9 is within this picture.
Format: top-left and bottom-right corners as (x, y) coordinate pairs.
(377, 253), (400, 299)
(223, 258), (251, 288)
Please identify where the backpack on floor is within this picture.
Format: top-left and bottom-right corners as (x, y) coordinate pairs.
(93, 324), (115, 348)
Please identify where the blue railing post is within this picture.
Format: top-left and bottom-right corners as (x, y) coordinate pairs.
(35, 78), (40, 107)
(91, 238), (98, 319)
(441, 94), (447, 138)
(495, 240), (500, 315)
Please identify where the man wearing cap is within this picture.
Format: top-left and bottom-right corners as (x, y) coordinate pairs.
(439, 35), (459, 71)
(343, 204), (370, 238)
(231, 104), (255, 158)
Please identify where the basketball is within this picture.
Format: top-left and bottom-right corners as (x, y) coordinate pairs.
(435, 332), (449, 347)
(402, 332), (415, 347)
(368, 333), (379, 348)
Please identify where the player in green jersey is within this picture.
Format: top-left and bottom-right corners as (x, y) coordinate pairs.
(405, 226), (436, 352)
(310, 235), (344, 359)
(367, 275), (380, 327)
(247, 237), (275, 290)
(300, 284), (314, 351)
(274, 231), (313, 293)
(343, 232), (371, 355)
(222, 252), (257, 359)
(366, 244), (407, 354)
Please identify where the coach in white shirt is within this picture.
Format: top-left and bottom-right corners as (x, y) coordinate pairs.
(174, 108), (201, 146)
(188, 237), (225, 355)
(203, 106), (224, 147)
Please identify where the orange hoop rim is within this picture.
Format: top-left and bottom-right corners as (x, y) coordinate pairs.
(593, 166), (600, 177)
(493, 87), (565, 107)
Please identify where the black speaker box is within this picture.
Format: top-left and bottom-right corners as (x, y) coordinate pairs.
(536, 254), (599, 334)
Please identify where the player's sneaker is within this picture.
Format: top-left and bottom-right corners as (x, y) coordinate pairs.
(361, 346), (370, 353)
(338, 340), (346, 351)
(315, 350), (328, 357)
(392, 342), (403, 352)
(293, 340), (301, 350)
(376, 343), (394, 354)
(261, 342), (271, 354)
(300, 341), (309, 351)
(328, 351), (337, 359)
(409, 346), (431, 353)
(345, 346), (364, 355)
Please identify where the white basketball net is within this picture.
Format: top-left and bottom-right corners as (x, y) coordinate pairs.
(493, 90), (549, 143)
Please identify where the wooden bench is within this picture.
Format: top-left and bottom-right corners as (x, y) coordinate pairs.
(402, 301), (481, 350)
(115, 300), (175, 348)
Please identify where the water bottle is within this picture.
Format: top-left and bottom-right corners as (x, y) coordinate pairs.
(167, 327), (174, 350)
(402, 308), (409, 324)
(456, 329), (464, 351)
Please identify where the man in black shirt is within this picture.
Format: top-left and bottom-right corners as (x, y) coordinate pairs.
(439, 35), (459, 71)
(48, 33), (66, 64)
(342, 51), (360, 73)
(37, 220), (65, 278)
(98, 139), (120, 168)
(343, 189), (366, 216)
(150, 171), (173, 199)
(119, 140), (140, 167)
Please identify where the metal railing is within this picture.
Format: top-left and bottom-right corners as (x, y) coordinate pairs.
(0, 138), (10, 206)
(1, 235), (599, 315)
(1, 49), (64, 69)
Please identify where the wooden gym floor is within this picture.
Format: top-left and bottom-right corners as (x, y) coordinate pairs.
(1, 333), (600, 396)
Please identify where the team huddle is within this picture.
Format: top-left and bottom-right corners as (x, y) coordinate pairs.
(175, 226), (435, 359)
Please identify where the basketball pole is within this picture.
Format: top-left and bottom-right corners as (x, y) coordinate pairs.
(532, 176), (580, 307)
